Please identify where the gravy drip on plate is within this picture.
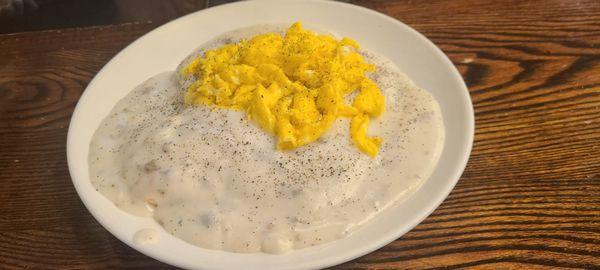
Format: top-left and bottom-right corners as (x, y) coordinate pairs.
(89, 27), (445, 254)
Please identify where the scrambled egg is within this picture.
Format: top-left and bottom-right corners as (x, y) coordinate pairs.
(182, 22), (385, 156)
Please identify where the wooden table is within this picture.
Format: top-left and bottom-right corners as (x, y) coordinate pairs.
(1, 0), (599, 269)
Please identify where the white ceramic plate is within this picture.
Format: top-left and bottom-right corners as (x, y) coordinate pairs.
(67, 0), (474, 269)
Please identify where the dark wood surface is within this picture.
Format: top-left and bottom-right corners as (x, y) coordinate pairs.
(0, 0), (207, 34)
(1, 0), (599, 269)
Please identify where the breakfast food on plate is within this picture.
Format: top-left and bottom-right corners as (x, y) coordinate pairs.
(181, 22), (384, 156)
(88, 23), (445, 253)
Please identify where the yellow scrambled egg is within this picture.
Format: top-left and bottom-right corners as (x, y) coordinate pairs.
(182, 22), (385, 156)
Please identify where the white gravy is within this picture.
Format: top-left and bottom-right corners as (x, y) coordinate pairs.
(88, 27), (445, 254)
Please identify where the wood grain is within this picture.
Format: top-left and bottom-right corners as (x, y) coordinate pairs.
(1, 0), (599, 269)
(0, 0), (206, 34)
